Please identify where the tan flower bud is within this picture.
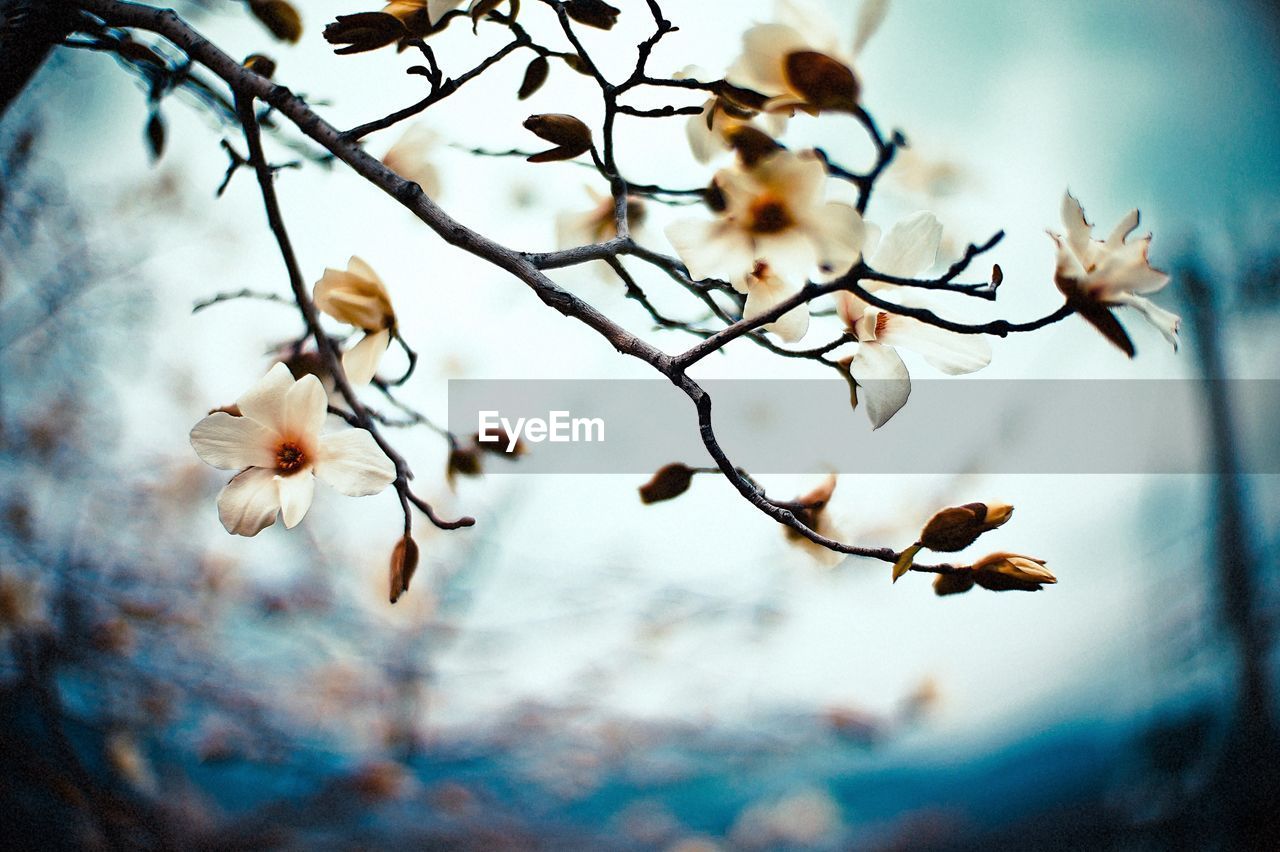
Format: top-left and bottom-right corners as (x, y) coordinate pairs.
(971, 552), (1056, 592)
(523, 114), (593, 163)
(639, 462), (695, 505)
(783, 51), (859, 113)
(564, 0), (620, 31)
(446, 445), (483, 485)
(323, 12), (408, 55)
(726, 126), (782, 169)
(389, 534), (420, 604)
(518, 55), (550, 100)
(247, 0), (303, 44)
(243, 53), (277, 79)
(918, 502), (1014, 552)
(932, 571), (975, 597)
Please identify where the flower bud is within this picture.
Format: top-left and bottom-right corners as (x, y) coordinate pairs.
(971, 552), (1056, 592)
(933, 572), (976, 597)
(446, 445), (483, 485)
(726, 126), (782, 169)
(523, 114), (593, 163)
(564, 0), (620, 30)
(783, 51), (859, 113)
(389, 534), (420, 604)
(323, 12), (408, 55)
(639, 463), (695, 504)
(918, 502), (1013, 552)
(518, 55), (550, 100)
(248, 0), (303, 44)
(243, 53), (277, 79)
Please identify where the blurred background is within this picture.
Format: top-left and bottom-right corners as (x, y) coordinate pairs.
(1, 0), (1278, 848)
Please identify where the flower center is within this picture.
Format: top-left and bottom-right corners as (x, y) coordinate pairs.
(275, 441), (307, 475)
(748, 197), (794, 234)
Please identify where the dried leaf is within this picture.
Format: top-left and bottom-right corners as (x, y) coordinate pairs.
(639, 463), (695, 504)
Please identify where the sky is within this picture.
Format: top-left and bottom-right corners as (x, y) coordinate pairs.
(11, 0), (1280, 758)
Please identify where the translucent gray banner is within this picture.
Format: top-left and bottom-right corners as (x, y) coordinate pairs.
(447, 380), (1280, 474)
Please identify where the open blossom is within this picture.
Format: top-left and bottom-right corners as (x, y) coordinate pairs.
(726, 0), (889, 114)
(190, 363), (396, 537)
(314, 257), (397, 386)
(836, 212), (991, 429)
(665, 148), (863, 342)
(1051, 190), (1179, 356)
(381, 123), (441, 198)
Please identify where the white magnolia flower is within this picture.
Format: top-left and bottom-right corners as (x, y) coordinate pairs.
(314, 257), (397, 386)
(665, 148), (863, 342)
(190, 363), (397, 537)
(555, 186), (647, 249)
(726, 0), (889, 113)
(1050, 191), (1178, 355)
(837, 212), (991, 429)
(381, 123), (442, 198)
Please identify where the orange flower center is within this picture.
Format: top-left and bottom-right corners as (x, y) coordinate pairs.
(275, 441), (307, 475)
(748, 197), (794, 234)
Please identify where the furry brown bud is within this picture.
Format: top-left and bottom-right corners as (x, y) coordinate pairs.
(919, 502), (1013, 552)
(248, 0), (303, 44)
(971, 552), (1056, 592)
(639, 463), (695, 504)
(564, 0), (620, 30)
(389, 535), (420, 604)
(784, 51), (859, 112)
(324, 12), (408, 55)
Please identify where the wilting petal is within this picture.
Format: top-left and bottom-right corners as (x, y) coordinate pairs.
(343, 328), (392, 385)
(848, 341), (910, 429)
(1112, 293), (1181, 350)
(275, 471), (315, 529)
(744, 270), (809, 342)
(870, 211), (942, 278)
(665, 218), (755, 286)
(279, 372), (328, 440)
(1060, 190), (1094, 267)
(873, 312), (992, 375)
(315, 429), (397, 496)
(236, 362), (295, 429)
(1105, 208), (1140, 251)
(852, 0), (890, 55)
(806, 201), (863, 277)
(216, 467), (281, 537)
(190, 412), (277, 470)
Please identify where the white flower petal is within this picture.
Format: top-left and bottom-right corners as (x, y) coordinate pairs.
(275, 472), (315, 529)
(1061, 190), (1093, 265)
(665, 218), (755, 286)
(726, 23), (808, 95)
(427, 0), (464, 24)
(755, 229), (818, 286)
(875, 313), (991, 374)
(744, 271), (809, 342)
(342, 328), (392, 386)
(236, 363), (295, 431)
(280, 373), (328, 440)
(869, 211), (942, 278)
(806, 201), (863, 278)
(1105, 209), (1140, 250)
(852, 0), (890, 55)
(1113, 293), (1181, 350)
(216, 467), (280, 537)
(190, 412), (277, 470)
(848, 341), (911, 429)
(315, 429), (397, 496)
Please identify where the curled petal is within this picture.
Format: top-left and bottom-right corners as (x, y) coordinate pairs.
(190, 412), (277, 470)
(342, 328), (393, 386)
(847, 341), (911, 429)
(315, 429), (397, 496)
(216, 467), (281, 537)
(1105, 208), (1140, 250)
(1112, 293), (1181, 350)
(275, 472), (315, 529)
